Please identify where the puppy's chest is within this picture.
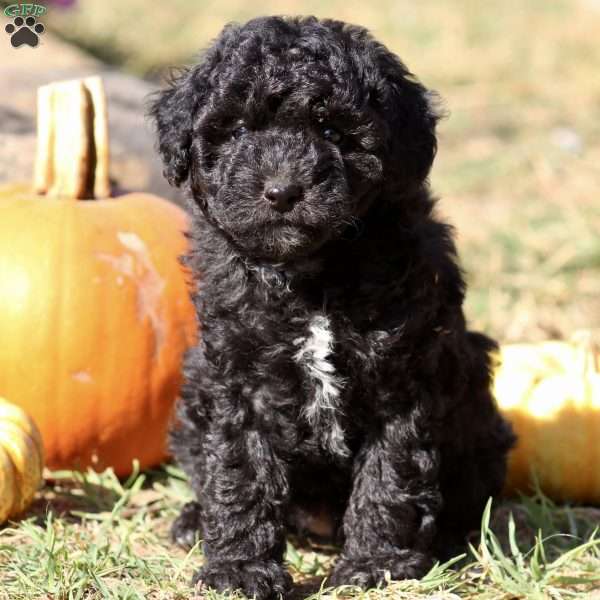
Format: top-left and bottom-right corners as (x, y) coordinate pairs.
(246, 274), (409, 459)
(292, 314), (350, 458)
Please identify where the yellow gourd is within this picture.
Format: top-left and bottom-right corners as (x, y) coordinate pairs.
(0, 397), (44, 522)
(494, 332), (600, 502)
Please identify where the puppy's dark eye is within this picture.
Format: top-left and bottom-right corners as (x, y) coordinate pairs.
(314, 106), (327, 123)
(232, 125), (248, 139)
(322, 127), (342, 144)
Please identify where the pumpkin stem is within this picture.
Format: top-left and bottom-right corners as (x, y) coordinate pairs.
(34, 77), (110, 200)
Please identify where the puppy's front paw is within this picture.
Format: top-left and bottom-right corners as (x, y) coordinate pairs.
(193, 559), (292, 600)
(170, 501), (203, 549)
(329, 551), (432, 589)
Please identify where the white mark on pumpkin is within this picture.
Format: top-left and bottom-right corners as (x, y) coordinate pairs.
(96, 252), (135, 276)
(72, 370), (93, 383)
(117, 232), (167, 358)
(96, 232), (167, 358)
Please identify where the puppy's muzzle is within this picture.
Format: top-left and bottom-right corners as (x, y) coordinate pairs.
(264, 182), (303, 213)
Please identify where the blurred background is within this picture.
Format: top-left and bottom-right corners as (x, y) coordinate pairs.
(2, 0), (599, 343)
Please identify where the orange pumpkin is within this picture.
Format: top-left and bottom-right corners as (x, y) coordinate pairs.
(0, 77), (196, 476)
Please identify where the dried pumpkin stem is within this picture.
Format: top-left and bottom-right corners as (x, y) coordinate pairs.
(34, 76), (110, 199)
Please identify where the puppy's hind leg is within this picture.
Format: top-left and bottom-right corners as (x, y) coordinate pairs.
(435, 331), (516, 560)
(168, 346), (212, 550)
(171, 500), (203, 549)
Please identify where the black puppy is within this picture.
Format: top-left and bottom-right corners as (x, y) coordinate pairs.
(150, 15), (515, 599)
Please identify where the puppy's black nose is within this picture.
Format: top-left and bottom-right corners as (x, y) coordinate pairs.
(264, 183), (303, 213)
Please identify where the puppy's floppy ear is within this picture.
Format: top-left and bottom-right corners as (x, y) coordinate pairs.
(376, 51), (443, 185)
(149, 70), (195, 187)
(148, 42), (224, 187)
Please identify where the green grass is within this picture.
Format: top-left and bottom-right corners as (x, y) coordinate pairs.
(1, 465), (599, 599)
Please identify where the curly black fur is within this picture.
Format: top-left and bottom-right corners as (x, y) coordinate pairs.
(150, 15), (515, 599)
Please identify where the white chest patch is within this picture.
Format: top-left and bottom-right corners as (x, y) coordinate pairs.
(293, 315), (349, 457)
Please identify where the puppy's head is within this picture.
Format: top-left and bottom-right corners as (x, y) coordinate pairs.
(150, 16), (440, 262)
